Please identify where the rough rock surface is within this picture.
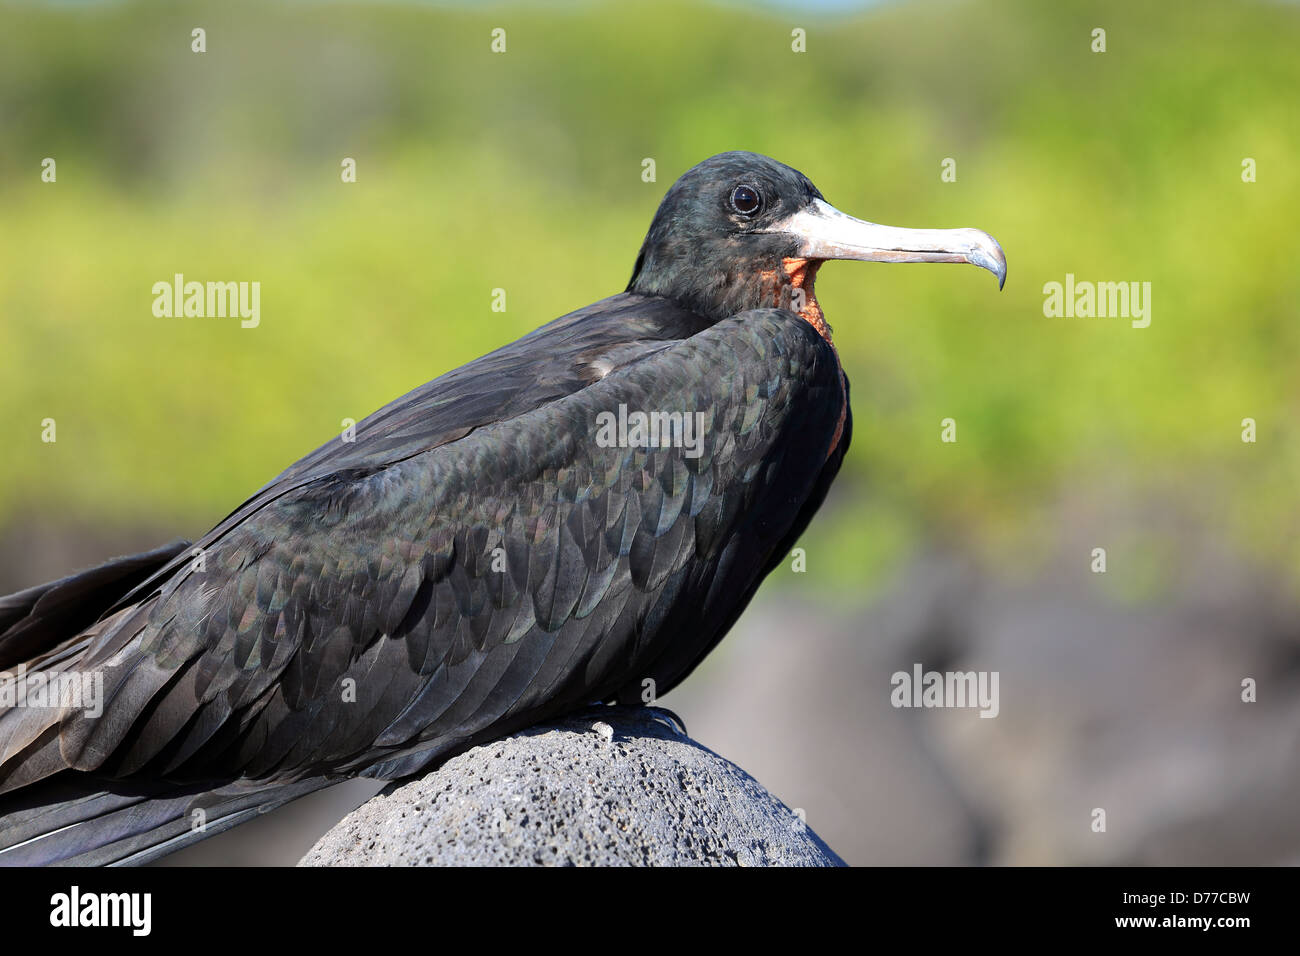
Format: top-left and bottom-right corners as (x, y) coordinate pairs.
(299, 707), (844, 866)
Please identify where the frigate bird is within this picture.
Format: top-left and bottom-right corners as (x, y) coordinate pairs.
(0, 151), (1005, 865)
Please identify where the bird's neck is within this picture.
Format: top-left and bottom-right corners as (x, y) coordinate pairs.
(629, 247), (832, 343)
(760, 258), (832, 344)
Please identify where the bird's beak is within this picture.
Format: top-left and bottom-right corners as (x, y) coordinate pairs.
(767, 198), (1007, 290)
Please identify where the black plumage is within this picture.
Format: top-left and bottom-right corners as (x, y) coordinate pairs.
(0, 151), (1004, 864)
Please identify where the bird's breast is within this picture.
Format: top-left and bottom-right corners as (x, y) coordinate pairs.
(758, 257), (846, 460)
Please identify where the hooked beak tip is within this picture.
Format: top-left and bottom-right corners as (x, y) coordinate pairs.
(973, 244), (1008, 291)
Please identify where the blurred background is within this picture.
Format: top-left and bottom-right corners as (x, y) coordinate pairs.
(2, 0), (1299, 865)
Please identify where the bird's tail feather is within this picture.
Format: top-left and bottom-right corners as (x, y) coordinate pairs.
(0, 773), (334, 866)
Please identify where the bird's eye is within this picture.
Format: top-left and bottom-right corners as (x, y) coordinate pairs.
(730, 184), (762, 215)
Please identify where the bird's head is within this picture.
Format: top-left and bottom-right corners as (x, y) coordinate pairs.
(627, 151), (1006, 339)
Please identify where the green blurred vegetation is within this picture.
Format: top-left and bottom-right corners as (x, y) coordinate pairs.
(1, 0), (1298, 596)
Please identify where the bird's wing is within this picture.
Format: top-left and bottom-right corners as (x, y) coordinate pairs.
(0, 306), (844, 794)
